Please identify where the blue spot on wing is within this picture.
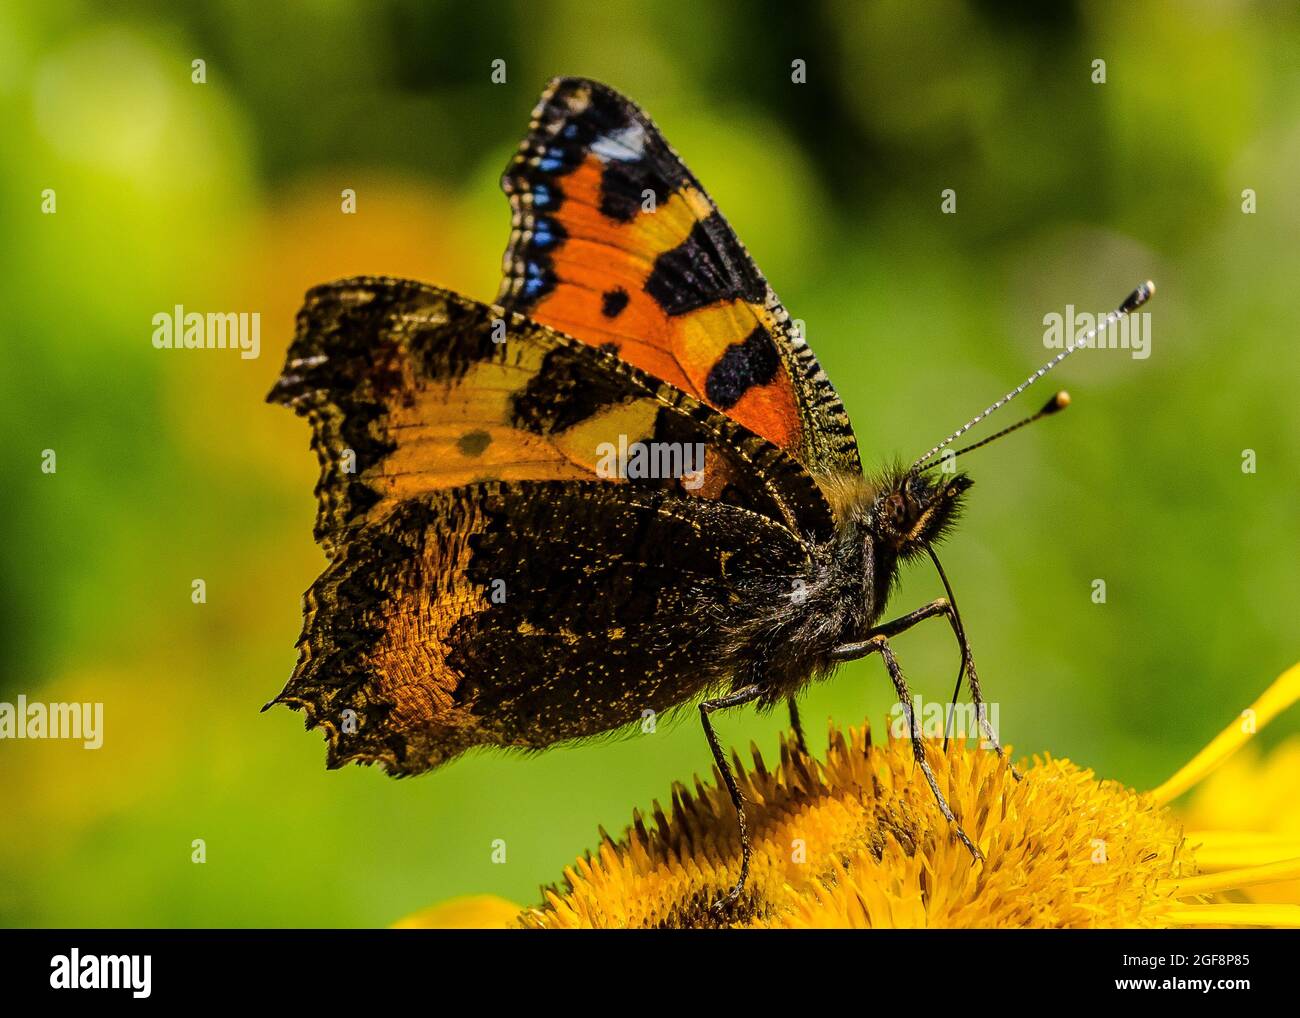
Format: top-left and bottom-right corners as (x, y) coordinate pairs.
(529, 217), (565, 251)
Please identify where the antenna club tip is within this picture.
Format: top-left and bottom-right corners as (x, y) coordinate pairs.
(1038, 390), (1070, 415)
(1122, 280), (1156, 313)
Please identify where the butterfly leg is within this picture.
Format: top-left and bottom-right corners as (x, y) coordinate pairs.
(830, 631), (982, 861)
(948, 630), (1021, 779)
(699, 683), (764, 913)
(914, 605), (1012, 771)
(786, 697), (809, 755)
(843, 598), (1019, 776)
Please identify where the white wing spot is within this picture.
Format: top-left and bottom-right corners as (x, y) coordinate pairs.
(591, 122), (647, 163)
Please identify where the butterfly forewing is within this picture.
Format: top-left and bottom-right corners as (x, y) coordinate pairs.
(498, 76), (861, 482)
(268, 277), (834, 557)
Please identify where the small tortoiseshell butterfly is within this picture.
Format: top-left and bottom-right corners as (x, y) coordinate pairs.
(267, 77), (1153, 910)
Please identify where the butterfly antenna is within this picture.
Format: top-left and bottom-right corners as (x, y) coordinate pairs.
(927, 389), (1071, 466)
(910, 280), (1154, 472)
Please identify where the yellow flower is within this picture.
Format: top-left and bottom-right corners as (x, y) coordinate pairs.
(399, 663), (1300, 929)
(391, 894), (524, 930)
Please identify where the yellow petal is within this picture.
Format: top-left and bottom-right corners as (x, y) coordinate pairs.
(1159, 855), (1300, 896)
(1185, 831), (1300, 871)
(1151, 661), (1300, 805)
(1163, 903), (1300, 927)
(392, 894), (522, 929)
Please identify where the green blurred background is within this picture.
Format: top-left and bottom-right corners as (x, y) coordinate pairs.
(1, 0), (1296, 926)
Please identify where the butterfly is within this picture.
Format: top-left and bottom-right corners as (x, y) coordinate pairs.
(266, 76), (1153, 911)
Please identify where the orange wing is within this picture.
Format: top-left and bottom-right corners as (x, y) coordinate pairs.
(498, 77), (861, 481)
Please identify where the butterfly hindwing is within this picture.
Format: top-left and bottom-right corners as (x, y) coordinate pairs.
(271, 480), (811, 774)
(498, 76), (862, 481)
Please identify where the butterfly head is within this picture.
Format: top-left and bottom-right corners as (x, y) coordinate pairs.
(869, 469), (973, 560)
